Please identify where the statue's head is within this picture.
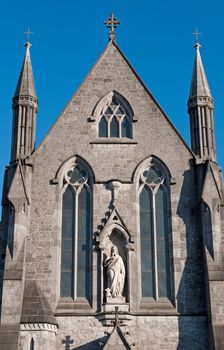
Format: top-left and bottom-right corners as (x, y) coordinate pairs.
(111, 245), (118, 256)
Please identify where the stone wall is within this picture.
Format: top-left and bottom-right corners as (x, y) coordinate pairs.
(25, 42), (206, 317)
(56, 315), (208, 350)
(1, 41), (211, 349)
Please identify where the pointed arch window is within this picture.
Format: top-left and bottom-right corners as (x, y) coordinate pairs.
(139, 160), (171, 300)
(30, 338), (35, 350)
(98, 94), (132, 138)
(60, 163), (91, 301)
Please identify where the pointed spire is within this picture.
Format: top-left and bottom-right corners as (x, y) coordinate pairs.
(188, 34), (216, 162)
(189, 42), (212, 99)
(10, 38), (38, 162)
(14, 41), (37, 98)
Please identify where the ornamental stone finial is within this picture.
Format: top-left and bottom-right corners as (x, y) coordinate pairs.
(104, 13), (120, 41)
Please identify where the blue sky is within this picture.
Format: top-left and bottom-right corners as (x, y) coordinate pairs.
(0, 0), (224, 192)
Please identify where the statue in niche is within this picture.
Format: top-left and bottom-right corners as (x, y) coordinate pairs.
(104, 245), (125, 298)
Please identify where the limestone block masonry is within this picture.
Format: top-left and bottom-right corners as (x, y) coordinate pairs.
(0, 16), (224, 350)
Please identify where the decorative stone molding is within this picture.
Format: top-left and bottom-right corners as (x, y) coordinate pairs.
(20, 323), (57, 333)
(108, 180), (121, 205)
(96, 207), (133, 248)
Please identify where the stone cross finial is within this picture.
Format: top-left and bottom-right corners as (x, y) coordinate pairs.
(193, 28), (202, 46)
(24, 27), (33, 43)
(62, 335), (74, 350)
(104, 13), (120, 41)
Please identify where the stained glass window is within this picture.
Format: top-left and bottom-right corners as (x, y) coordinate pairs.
(139, 161), (171, 300)
(60, 163), (91, 301)
(98, 95), (132, 138)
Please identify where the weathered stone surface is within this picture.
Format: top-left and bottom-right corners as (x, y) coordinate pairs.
(21, 280), (58, 325)
(0, 25), (224, 350)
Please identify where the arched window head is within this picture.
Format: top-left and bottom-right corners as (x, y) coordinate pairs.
(61, 163), (91, 302)
(138, 159), (171, 301)
(97, 92), (133, 138)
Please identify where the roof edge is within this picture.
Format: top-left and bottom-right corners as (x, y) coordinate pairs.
(35, 40), (194, 158)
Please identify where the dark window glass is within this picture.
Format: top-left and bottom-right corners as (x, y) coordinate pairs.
(117, 106), (124, 115)
(104, 107), (113, 116)
(99, 117), (108, 137)
(140, 187), (153, 297)
(144, 167), (163, 185)
(67, 166), (87, 184)
(155, 186), (170, 298)
(98, 96), (133, 139)
(30, 338), (34, 350)
(121, 117), (131, 138)
(110, 117), (119, 137)
(60, 187), (74, 298)
(77, 187), (90, 298)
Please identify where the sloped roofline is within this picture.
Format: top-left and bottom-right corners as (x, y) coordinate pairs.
(201, 160), (222, 200)
(35, 40), (194, 157)
(112, 42), (194, 156)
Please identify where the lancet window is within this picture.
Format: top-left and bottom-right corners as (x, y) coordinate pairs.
(30, 338), (34, 350)
(139, 160), (171, 300)
(98, 95), (132, 138)
(60, 163), (91, 301)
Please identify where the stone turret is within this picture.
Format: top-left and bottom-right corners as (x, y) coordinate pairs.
(188, 41), (216, 162)
(11, 41), (38, 162)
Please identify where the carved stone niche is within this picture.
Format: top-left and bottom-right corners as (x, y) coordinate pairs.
(96, 211), (134, 315)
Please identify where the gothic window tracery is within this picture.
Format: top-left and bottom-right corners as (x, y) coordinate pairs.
(60, 163), (91, 301)
(139, 160), (171, 300)
(98, 95), (132, 138)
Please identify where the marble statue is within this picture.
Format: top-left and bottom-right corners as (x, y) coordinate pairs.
(104, 245), (125, 298)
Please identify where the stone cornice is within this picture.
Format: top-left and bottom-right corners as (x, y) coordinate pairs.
(20, 323), (57, 333)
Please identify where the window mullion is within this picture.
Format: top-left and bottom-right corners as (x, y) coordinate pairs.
(74, 189), (78, 300)
(152, 189), (158, 301)
(108, 118), (110, 137)
(119, 118), (121, 138)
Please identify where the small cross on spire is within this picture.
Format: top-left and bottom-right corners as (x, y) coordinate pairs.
(104, 13), (120, 41)
(193, 28), (202, 47)
(24, 27), (33, 44)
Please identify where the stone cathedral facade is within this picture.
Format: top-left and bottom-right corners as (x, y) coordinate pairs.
(0, 16), (224, 350)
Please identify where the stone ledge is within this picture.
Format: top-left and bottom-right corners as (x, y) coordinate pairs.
(90, 139), (137, 144)
(20, 323), (57, 333)
(139, 297), (176, 313)
(55, 298), (93, 315)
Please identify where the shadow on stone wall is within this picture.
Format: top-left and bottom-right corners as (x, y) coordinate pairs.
(62, 335), (108, 350)
(176, 163), (208, 348)
(0, 224), (7, 318)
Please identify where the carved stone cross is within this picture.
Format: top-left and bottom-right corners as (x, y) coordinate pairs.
(62, 335), (74, 350)
(104, 13), (120, 41)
